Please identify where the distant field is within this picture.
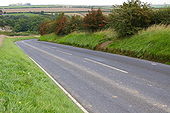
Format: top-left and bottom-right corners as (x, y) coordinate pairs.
(8, 13), (40, 16)
(0, 5), (112, 9)
(0, 5), (62, 9)
(1, 7), (111, 14)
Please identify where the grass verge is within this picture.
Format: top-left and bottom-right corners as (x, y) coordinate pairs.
(0, 38), (82, 113)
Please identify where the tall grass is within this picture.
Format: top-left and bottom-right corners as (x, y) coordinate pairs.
(58, 29), (116, 49)
(139, 24), (170, 33)
(39, 33), (62, 42)
(107, 25), (170, 64)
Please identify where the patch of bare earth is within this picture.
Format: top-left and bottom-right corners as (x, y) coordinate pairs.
(0, 35), (7, 46)
(96, 41), (112, 50)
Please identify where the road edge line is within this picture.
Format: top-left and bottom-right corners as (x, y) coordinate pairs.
(28, 56), (89, 113)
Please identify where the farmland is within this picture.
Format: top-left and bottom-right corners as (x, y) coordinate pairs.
(0, 5), (111, 16)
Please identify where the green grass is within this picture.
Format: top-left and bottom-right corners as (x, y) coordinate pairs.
(107, 25), (170, 64)
(58, 32), (107, 49)
(39, 33), (62, 42)
(0, 31), (36, 36)
(39, 29), (116, 49)
(0, 31), (12, 35)
(0, 38), (82, 113)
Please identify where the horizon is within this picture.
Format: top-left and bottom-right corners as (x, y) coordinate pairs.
(0, 0), (170, 6)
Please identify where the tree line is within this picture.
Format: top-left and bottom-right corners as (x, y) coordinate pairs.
(39, 0), (170, 38)
(0, 15), (55, 34)
(0, 0), (169, 37)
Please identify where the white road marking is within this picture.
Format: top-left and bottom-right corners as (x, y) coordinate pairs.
(84, 58), (128, 73)
(151, 63), (157, 65)
(51, 46), (72, 55)
(112, 96), (118, 98)
(56, 50), (72, 55)
(28, 56), (89, 113)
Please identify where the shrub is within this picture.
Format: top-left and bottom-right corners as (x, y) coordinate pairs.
(39, 13), (68, 35)
(153, 8), (170, 25)
(66, 15), (83, 33)
(83, 8), (107, 32)
(39, 21), (53, 35)
(110, 0), (153, 38)
(54, 13), (68, 35)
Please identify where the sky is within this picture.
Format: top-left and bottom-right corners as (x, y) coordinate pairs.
(0, 0), (169, 6)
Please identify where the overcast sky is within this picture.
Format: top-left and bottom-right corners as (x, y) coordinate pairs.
(0, 0), (169, 6)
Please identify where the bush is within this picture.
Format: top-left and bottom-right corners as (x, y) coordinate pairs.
(110, 0), (153, 38)
(153, 8), (170, 25)
(83, 8), (107, 32)
(54, 13), (68, 35)
(39, 21), (53, 35)
(39, 13), (69, 35)
(66, 15), (83, 33)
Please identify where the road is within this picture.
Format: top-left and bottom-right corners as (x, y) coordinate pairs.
(16, 39), (170, 113)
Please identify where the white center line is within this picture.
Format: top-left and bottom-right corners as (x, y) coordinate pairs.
(84, 58), (128, 73)
(56, 50), (72, 55)
(50, 47), (72, 55)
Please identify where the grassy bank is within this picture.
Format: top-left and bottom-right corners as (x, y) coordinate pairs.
(0, 38), (82, 112)
(107, 25), (170, 64)
(40, 29), (116, 49)
(39, 25), (170, 64)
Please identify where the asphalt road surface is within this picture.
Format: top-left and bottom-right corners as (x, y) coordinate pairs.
(16, 39), (170, 113)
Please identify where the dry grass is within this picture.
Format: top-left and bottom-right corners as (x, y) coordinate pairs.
(139, 24), (170, 33)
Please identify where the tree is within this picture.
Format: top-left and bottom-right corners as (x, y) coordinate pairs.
(39, 21), (49, 35)
(110, 0), (153, 37)
(0, 19), (5, 27)
(40, 11), (45, 15)
(83, 8), (107, 32)
(66, 15), (83, 33)
(153, 8), (170, 25)
(0, 10), (3, 15)
(54, 13), (68, 35)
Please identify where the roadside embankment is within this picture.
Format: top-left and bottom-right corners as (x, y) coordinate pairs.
(39, 25), (170, 65)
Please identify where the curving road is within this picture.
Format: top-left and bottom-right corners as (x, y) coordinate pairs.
(16, 39), (170, 113)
